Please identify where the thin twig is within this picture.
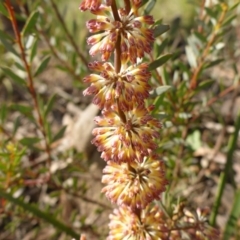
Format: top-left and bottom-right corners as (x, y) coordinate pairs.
(16, 2), (86, 79)
(190, 3), (228, 89)
(172, 3), (229, 180)
(5, 0), (52, 172)
(191, 82), (240, 122)
(38, 28), (85, 79)
(197, 0), (206, 33)
(49, 0), (88, 67)
(50, 181), (112, 210)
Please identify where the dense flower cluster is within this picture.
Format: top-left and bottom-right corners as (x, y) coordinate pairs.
(102, 155), (167, 209)
(83, 61), (151, 110)
(85, 4), (154, 62)
(80, 0), (218, 239)
(92, 106), (161, 162)
(108, 205), (168, 240)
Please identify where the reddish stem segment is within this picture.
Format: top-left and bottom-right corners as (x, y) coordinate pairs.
(124, 0), (131, 14)
(5, 0), (52, 173)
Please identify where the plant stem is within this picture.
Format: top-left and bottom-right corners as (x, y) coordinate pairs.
(210, 113), (240, 226)
(111, 0), (127, 123)
(5, 0), (52, 172)
(111, 0), (121, 22)
(197, 0), (206, 33)
(124, 0), (131, 14)
(114, 33), (121, 73)
(190, 3), (228, 89)
(39, 28), (85, 79)
(49, 0), (89, 67)
(111, 0), (121, 73)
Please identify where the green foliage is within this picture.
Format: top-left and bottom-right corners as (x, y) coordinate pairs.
(224, 189), (240, 239)
(210, 113), (240, 226)
(0, 190), (80, 239)
(22, 10), (40, 36)
(149, 53), (173, 71)
(34, 55), (51, 77)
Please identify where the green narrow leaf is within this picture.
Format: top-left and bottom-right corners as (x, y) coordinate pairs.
(223, 189), (240, 239)
(153, 94), (164, 113)
(0, 29), (12, 41)
(22, 10), (39, 36)
(44, 94), (56, 119)
(30, 38), (38, 62)
(72, 19), (78, 34)
(203, 58), (224, 69)
(178, 62), (191, 79)
(20, 137), (41, 146)
(205, 7), (218, 19)
(13, 116), (21, 136)
(34, 56), (51, 76)
(0, 30), (19, 57)
(140, 0), (150, 7)
(222, 15), (237, 27)
(151, 85), (171, 114)
(148, 53), (172, 71)
(0, 189), (80, 239)
(0, 162), (7, 172)
(72, 52), (77, 68)
(1, 67), (26, 85)
(0, 104), (8, 123)
(154, 19), (163, 26)
(10, 104), (34, 121)
(46, 121), (52, 143)
(198, 80), (214, 90)
(51, 126), (67, 143)
(37, 94), (45, 118)
(229, 2), (240, 11)
(56, 65), (71, 73)
(144, 0), (156, 14)
(0, 2), (8, 17)
(193, 31), (207, 43)
(163, 67), (171, 85)
(14, 62), (26, 71)
(156, 38), (169, 57)
(154, 24), (170, 38)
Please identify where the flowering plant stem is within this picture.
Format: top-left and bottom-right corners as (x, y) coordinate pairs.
(80, 0), (219, 238)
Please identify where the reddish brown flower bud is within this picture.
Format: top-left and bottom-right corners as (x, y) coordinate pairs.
(79, 0), (102, 11)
